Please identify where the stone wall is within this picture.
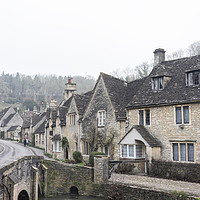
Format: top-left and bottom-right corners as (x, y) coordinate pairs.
(127, 103), (200, 163)
(92, 183), (198, 200)
(148, 159), (200, 183)
(44, 160), (94, 196)
(82, 77), (124, 160)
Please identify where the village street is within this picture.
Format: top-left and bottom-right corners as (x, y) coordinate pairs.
(0, 139), (36, 168)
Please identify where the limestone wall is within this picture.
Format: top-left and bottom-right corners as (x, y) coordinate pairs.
(127, 103), (200, 163)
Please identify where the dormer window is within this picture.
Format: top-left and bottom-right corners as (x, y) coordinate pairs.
(152, 77), (164, 90)
(186, 70), (200, 86)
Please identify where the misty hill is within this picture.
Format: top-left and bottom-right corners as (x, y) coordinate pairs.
(0, 72), (95, 109)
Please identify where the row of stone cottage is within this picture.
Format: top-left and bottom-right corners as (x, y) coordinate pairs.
(45, 48), (200, 178)
(2, 48), (200, 178)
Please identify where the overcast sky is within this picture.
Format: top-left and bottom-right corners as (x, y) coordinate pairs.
(0, 0), (200, 79)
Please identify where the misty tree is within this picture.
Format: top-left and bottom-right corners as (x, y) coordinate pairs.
(166, 49), (184, 60)
(112, 67), (135, 82)
(135, 61), (153, 79)
(187, 41), (200, 56)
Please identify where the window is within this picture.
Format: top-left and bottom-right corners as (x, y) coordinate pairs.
(83, 141), (89, 155)
(69, 114), (76, 125)
(98, 110), (106, 127)
(42, 134), (44, 144)
(172, 143), (194, 162)
(175, 106), (190, 124)
(121, 143), (144, 159)
(152, 77), (164, 90)
(53, 140), (61, 152)
(186, 71), (200, 86)
(139, 109), (150, 126)
(49, 130), (53, 136)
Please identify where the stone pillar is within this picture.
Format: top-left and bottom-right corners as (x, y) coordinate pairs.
(41, 164), (48, 196)
(31, 166), (39, 200)
(94, 155), (108, 184)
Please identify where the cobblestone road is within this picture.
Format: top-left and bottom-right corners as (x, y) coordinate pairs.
(109, 173), (200, 197)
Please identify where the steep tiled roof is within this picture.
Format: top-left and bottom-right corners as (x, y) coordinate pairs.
(22, 117), (31, 128)
(59, 106), (68, 126)
(35, 121), (45, 134)
(127, 55), (200, 108)
(0, 107), (10, 120)
(7, 126), (19, 132)
(3, 113), (15, 126)
(74, 94), (90, 115)
(32, 112), (46, 127)
(101, 73), (127, 118)
(119, 125), (161, 147)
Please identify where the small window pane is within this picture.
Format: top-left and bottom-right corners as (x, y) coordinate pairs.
(159, 77), (164, 89)
(194, 72), (199, 85)
(180, 143), (186, 161)
(188, 143), (194, 162)
(136, 145), (143, 158)
(188, 72), (193, 86)
(183, 106), (189, 124)
(139, 110), (144, 125)
(122, 145), (127, 157)
(129, 145), (134, 157)
(173, 143), (179, 161)
(176, 107), (182, 124)
(154, 78), (158, 90)
(145, 109), (150, 125)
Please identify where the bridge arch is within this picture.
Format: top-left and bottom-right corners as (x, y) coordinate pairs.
(18, 190), (29, 200)
(70, 186), (79, 195)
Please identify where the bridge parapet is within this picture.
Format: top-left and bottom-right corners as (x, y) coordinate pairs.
(0, 156), (46, 200)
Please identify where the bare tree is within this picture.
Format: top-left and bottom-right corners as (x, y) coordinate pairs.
(187, 41), (200, 56)
(135, 62), (153, 79)
(111, 67), (135, 82)
(166, 49), (184, 60)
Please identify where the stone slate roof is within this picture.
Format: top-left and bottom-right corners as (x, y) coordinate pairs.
(74, 94), (90, 115)
(35, 121), (45, 134)
(0, 107), (10, 120)
(22, 117), (31, 128)
(59, 106), (68, 126)
(119, 125), (161, 147)
(52, 134), (61, 141)
(7, 126), (19, 132)
(32, 112), (46, 127)
(127, 55), (200, 108)
(51, 110), (58, 127)
(2, 113), (15, 126)
(101, 73), (127, 118)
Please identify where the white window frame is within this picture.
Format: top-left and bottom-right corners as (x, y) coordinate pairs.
(171, 142), (195, 163)
(174, 105), (191, 125)
(52, 140), (62, 152)
(138, 109), (151, 126)
(103, 144), (110, 156)
(69, 114), (76, 125)
(98, 110), (106, 127)
(152, 77), (164, 90)
(186, 71), (200, 86)
(120, 144), (144, 159)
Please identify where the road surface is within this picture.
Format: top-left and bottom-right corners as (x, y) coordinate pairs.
(0, 139), (34, 168)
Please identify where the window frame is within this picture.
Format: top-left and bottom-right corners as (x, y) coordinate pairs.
(186, 70), (200, 86)
(69, 114), (76, 125)
(172, 142), (195, 163)
(174, 105), (190, 125)
(138, 109), (151, 126)
(97, 110), (106, 127)
(152, 76), (164, 90)
(121, 143), (144, 159)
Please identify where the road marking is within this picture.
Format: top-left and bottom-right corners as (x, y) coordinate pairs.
(27, 147), (36, 156)
(0, 144), (5, 155)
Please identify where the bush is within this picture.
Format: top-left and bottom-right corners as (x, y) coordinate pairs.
(72, 151), (82, 163)
(115, 162), (135, 174)
(89, 152), (105, 167)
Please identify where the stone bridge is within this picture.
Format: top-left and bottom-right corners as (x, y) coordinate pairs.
(0, 156), (47, 200)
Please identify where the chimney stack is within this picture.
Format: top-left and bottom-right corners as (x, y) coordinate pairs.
(154, 48), (165, 66)
(64, 77), (76, 100)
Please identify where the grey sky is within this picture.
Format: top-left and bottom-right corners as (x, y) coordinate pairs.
(0, 0), (200, 79)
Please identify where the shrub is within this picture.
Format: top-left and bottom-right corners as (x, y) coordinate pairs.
(89, 152), (105, 167)
(115, 162), (135, 174)
(73, 151), (82, 163)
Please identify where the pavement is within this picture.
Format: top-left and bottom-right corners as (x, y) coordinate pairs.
(109, 173), (200, 197)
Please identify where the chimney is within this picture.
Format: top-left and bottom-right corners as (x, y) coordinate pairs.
(154, 48), (165, 66)
(64, 77), (76, 100)
(49, 99), (57, 109)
